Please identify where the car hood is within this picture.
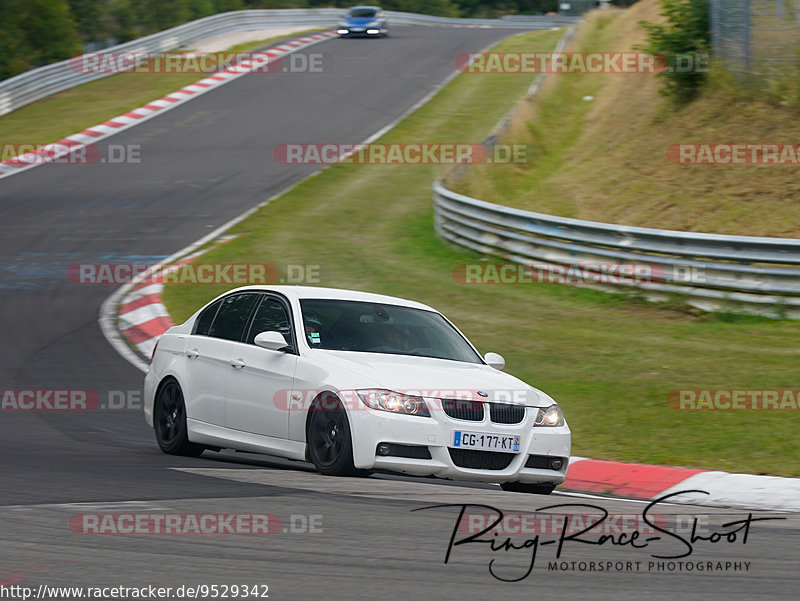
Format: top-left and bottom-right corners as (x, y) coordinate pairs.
(343, 17), (379, 25)
(306, 349), (555, 407)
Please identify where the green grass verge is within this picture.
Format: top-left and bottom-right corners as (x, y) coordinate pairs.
(0, 29), (325, 154)
(162, 26), (800, 477)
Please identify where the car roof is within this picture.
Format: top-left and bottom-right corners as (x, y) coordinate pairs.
(223, 285), (436, 312)
(348, 6), (381, 10)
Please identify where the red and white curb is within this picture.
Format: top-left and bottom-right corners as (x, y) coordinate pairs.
(0, 31), (338, 180)
(118, 235), (238, 358)
(118, 282), (173, 360)
(565, 456), (800, 512)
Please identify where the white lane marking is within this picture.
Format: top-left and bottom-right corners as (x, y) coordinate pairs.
(2, 500), (174, 512)
(553, 490), (685, 506)
(175, 466), (789, 513)
(171, 467), (665, 512)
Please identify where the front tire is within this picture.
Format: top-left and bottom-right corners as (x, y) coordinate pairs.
(154, 379), (205, 457)
(500, 482), (556, 495)
(307, 395), (360, 476)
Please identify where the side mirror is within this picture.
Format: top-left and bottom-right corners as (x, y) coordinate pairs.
(254, 331), (289, 352)
(484, 352), (505, 371)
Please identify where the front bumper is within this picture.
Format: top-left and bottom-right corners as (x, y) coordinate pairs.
(347, 400), (571, 484)
(337, 27), (385, 37)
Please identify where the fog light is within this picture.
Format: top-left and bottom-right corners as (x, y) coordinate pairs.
(377, 443), (391, 456)
(550, 458), (564, 470)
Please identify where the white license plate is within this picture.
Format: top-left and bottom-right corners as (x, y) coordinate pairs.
(453, 431), (520, 453)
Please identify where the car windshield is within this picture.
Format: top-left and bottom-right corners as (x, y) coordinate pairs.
(347, 8), (377, 17)
(300, 299), (482, 363)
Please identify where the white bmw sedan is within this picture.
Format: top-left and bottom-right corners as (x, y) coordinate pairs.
(144, 286), (571, 494)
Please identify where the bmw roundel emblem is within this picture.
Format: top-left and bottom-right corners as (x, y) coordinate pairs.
(477, 391), (488, 397)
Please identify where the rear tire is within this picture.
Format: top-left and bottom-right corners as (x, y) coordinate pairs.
(307, 395), (360, 476)
(500, 482), (556, 495)
(154, 379), (205, 457)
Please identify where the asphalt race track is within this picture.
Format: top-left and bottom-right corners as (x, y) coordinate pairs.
(0, 26), (797, 600)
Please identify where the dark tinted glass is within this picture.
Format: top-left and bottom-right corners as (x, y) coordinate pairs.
(348, 8), (376, 17)
(247, 297), (293, 346)
(193, 299), (222, 336)
(299, 299), (481, 363)
(207, 293), (259, 342)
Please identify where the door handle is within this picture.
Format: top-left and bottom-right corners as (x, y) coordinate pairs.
(186, 349), (199, 359)
(230, 358), (245, 369)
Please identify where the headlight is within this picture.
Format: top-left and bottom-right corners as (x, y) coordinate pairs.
(533, 404), (564, 427)
(337, 29), (349, 34)
(357, 389), (430, 417)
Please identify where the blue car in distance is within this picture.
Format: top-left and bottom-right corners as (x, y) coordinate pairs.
(337, 6), (389, 38)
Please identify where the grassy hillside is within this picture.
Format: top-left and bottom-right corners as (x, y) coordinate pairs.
(448, 1), (800, 237)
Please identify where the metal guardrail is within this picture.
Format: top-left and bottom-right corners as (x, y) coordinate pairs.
(0, 9), (577, 116)
(434, 180), (800, 317)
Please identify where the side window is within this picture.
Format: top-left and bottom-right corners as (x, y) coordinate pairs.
(207, 293), (260, 342)
(193, 299), (222, 336)
(246, 297), (294, 347)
